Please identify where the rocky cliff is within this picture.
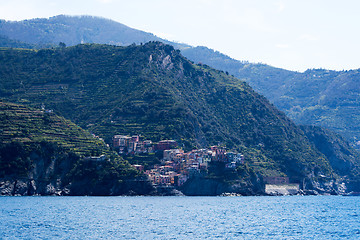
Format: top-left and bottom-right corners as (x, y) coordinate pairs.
(0, 101), (154, 196)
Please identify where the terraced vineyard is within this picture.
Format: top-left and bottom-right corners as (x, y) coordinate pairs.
(0, 101), (107, 157)
(0, 100), (153, 196)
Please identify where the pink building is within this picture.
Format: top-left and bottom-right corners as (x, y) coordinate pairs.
(154, 140), (178, 151)
(210, 146), (227, 161)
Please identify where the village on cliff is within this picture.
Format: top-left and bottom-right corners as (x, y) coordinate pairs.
(112, 135), (246, 187)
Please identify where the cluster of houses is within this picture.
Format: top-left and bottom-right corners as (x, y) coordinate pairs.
(146, 147), (244, 186)
(113, 135), (244, 187)
(113, 135), (177, 154)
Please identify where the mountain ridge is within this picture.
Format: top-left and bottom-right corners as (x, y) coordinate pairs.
(0, 15), (190, 50)
(1, 15), (360, 194)
(0, 42), (359, 194)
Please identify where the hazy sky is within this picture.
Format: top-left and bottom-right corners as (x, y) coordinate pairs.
(1, 0), (359, 72)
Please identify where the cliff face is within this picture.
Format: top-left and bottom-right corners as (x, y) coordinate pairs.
(180, 165), (348, 196)
(300, 125), (360, 194)
(0, 101), (155, 196)
(0, 144), (155, 196)
(180, 177), (263, 196)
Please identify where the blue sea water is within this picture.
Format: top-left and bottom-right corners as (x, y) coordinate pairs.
(0, 196), (360, 239)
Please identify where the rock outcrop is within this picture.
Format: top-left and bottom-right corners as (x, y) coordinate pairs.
(180, 175), (264, 196)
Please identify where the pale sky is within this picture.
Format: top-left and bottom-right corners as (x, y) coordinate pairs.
(1, 0), (359, 72)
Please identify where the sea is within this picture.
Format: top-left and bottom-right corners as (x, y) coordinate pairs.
(1, 196), (359, 239)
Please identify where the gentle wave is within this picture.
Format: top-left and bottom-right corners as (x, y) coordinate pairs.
(1, 196), (360, 239)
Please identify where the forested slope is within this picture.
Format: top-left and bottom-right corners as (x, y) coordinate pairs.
(1, 42), (358, 193)
(2, 15), (359, 149)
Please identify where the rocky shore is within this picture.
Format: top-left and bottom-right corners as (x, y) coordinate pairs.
(0, 175), (353, 197)
(0, 178), (154, 196)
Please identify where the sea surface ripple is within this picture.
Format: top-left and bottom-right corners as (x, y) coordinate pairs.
(1, 196), (360, 239)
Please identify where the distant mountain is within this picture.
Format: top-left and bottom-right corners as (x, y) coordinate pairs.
(181, 47), (360, 151)
(2, 15), (360, 149)
(0, 42), (359, 194)
(269, 69), (360, 145)
(0, 34), (36, 49)
(184, 48), (360, 150)
(0, 15), (189, 49)
(0, 101), (153, 196)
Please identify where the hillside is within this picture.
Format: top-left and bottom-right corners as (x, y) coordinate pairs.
(0, 15), (189, 49)
(180, 48), (360, 150)
(0, 42), (359, 194)
(0, 101), (153, 196)
(275, 69), (360, 146)
(185, 49), (360, 150)
(0, 35), (37, 49)
(301, 125), (360, 178)
(2, 15), (360, 149)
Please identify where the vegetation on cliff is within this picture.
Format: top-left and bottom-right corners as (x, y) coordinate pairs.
(0, 101), (153, 195)
(2, 15), (360, 150)
(0, 42), (353, 190)
(300, 125), (360, 191)
(181, 47), (360, 150)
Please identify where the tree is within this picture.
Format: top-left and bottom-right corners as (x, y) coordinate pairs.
(59, 42), (66, 48)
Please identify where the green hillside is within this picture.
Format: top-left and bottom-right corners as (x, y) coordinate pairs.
(279, 69), (360, 146)
(0, 42), (357, 192)
(2, 15), (359, 150)
(0, 100), (107, 156)
(301, 125), (360, 192)
(181, 47), (360, 150)
(0, 101), (152, 196)
(301, 125), (360, 177)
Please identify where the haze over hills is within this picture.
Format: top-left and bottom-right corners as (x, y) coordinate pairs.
(1, 15), (359, 149)
(0, 15), (189, 49)
(0, 42), (360, 194)
(181, 46), (360, 150)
